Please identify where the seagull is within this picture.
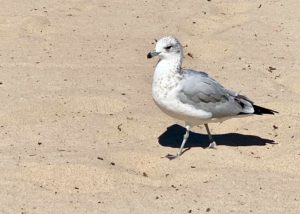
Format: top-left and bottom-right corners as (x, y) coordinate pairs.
(147, 36), (278, 159)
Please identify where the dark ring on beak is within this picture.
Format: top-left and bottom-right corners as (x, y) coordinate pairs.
(147, 51), (159, 59)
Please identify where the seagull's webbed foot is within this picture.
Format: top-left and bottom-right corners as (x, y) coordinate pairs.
(165, 153), (180, 160)
(207, 141), (217, 149)
(165, 147), (191, 160)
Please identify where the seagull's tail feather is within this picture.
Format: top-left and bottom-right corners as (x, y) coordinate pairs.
(235, 95), (278, 115)
(252, 105), (278, 115)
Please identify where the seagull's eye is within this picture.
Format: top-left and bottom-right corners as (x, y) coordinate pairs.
(165, 45), (172, 50)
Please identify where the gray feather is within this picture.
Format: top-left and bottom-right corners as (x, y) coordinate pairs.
(178, 69), (254, 117)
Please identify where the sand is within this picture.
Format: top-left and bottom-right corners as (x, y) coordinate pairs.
(0, 0), (299, 213)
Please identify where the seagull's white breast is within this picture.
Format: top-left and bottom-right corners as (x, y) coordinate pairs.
(152, 60), (212, 125)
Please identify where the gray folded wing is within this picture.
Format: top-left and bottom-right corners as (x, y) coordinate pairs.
(178, 69), (254, 118)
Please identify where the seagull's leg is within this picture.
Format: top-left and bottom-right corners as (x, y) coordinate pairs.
(204, 124), (217, 149)
(165, 125), (191, 160)
(177, 125), (191, 157)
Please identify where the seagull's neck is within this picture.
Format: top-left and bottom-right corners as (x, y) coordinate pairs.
(155, 55), (183, 77)
(152, 55), (183, 99)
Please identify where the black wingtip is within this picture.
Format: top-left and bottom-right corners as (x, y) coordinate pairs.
(253, 105), (278, 115)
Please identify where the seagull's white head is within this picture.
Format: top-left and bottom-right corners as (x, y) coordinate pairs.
(147, 36), (183, 60)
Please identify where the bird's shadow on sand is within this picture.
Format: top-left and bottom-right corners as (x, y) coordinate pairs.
(158, 124), (276, 149)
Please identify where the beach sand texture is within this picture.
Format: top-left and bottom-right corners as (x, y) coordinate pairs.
(0, 0), (299, 213)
